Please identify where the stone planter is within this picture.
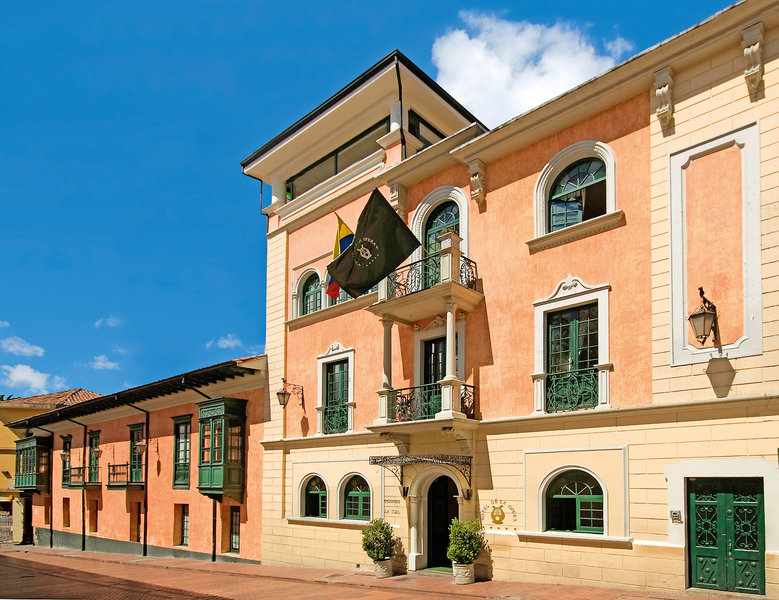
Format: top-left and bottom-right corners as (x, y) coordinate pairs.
(374, 559), (393, 578)
(452, 562), (475, 585)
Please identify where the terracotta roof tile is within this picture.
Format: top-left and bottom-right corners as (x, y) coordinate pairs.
(1, 388), (101, 408)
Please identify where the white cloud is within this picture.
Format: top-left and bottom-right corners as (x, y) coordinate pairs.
(1, 336), (45, 357)
(0, 321), (9, 328)
(112, 345), (128, 355)
(94, 315), (120, 328)
(432, 12), (634, 127)
(205, 333), (242, 350)
(90, 354), (120, 370)
(1, 364), (66, 395)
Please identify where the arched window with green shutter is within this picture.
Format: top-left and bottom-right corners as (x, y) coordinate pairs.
(300, 274), (321, 315)
(424, 201), (459, 255)
(545, 469), (604, 534)
(343, 475), (371, 520)
(304, 476), (327, 518)
(548, 158), (606, 232)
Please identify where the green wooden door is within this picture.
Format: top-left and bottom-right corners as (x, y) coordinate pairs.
(688, 478), (765, 595)
(422, 338), (445, 418)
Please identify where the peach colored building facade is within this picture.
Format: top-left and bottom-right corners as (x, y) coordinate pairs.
(242, 1), (779, 596)
(10, 357), (267, 563)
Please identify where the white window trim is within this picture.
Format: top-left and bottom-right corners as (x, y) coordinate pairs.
(412, 316), (465, 386)
(532, 276), (611, 413)
(669, 121), (762, 365)
(337, 471), (373, 521)
(530, 140), (619, 244)
(298, 472), (328, 519)
(409, 185), (469, 262)
(316, 342), (355, 435)
(293, 268), (323, 319)
(538, 465), (609, 536)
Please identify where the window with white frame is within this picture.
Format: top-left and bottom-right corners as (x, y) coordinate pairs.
(302, 475), (327, 518)
(533, 276), (611, 413)
(532, 141), (619, 244)
(342, 475), (371, 520)
(545, 469), (604, 534)
(410, 185), (469, 262)
(316, 343), (355, 434)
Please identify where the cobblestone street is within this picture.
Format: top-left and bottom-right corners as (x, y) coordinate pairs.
(0, 545), (699, 600)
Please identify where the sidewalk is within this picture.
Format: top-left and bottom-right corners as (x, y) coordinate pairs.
(1, 544), (694, 600)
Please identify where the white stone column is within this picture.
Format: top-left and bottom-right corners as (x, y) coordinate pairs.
(408, 495), (423, 571)
(437, 231), (463, 284)
(445, 302), (456, 379)
(437, 301), (465, 420)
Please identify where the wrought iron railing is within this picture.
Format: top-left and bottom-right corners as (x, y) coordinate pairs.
(386, 256), (440, 299)
(459, 257), (478, 289)
(387, 383), (475, 422)
(385, 255), (478, 300)
(108, 463), (144, 486)
(545, 367), (598, 413)
(323, 403), (348, 434)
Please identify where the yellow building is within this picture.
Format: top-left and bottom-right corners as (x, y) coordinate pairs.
(242, 0), (779, 596)
(1, 389), (99, 543)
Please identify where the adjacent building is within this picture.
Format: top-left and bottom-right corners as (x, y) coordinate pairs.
(241, 0), (779, 596)
(1, 388), (99, 543)
(8, 357), (267, 562)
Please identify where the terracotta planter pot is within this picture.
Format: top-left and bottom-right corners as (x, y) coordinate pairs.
(452, 562), (475, 585)
(374, 559), (393, 578)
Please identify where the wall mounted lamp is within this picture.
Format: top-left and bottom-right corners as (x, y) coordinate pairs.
(688, 287), (719, 345)
(276, 378), (304, 407)
(134, 439), (148, 454)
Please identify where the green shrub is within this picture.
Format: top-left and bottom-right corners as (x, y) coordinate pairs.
(361, 518), (395, 561)
(446, 519), (483, 564)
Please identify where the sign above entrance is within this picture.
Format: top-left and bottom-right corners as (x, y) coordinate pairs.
(369, 454), (472, 486)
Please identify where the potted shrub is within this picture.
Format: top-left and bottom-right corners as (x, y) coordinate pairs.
(446, 518), (483, 585)
(361, 518), (395, 578)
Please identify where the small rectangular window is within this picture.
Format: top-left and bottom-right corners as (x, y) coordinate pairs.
(61, 437), (72, 486)
(130, 501), (142, 542)
(173, 417), (191, 488)
(62, 498), (70, 528)
(88, 500), (98, 533)
(174, 504), (189, 546)
(229, 506), (240, 553)
(408, 110), (444, 149)
(44, 503), (51, 525)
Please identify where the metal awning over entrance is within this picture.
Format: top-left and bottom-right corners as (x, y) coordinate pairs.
(369, 454), (471, 486)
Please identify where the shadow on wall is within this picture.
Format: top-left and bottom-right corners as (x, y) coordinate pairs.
(705, 357), (735, 398)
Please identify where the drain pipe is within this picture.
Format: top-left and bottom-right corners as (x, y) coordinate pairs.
(34, 426), (55, 548)
(211, 498), (217, 562)
(394, 55), (407, 161)
(67, 419), (87, 552)
(126, 400), (150, 557)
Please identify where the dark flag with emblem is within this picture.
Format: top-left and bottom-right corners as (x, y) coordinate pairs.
(327, 188), (421, 298)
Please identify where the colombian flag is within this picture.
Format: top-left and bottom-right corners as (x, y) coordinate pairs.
(326, 214), (354, 299)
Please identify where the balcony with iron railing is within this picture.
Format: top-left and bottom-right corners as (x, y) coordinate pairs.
(322, 403), (349, 434)
(107, 463), (145, 488)
(367, 231), (483, 324)
(545, 367), (599, 413)
(387, 383), (475, 423)
(66, 465), (101, 488)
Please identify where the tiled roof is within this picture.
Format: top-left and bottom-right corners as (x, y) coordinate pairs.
(1, 388), (101, 408)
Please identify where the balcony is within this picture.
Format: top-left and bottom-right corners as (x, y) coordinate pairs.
(387, 383), (475, 422)
(66, 466), (101, 488)
(107, 463), (144, 489)
(322, 403), (348, 434)
(14, 436), (51, 493)
(545, 367), (599, 413)
(367, 231), (483, 325)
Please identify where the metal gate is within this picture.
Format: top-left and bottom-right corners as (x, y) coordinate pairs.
(688, 477), (765, 594)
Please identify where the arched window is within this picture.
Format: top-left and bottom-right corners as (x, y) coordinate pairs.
(424, 201), (459, 254)
(549, 158), (606, 232)
(300, 274), (321, 315)
(304, 476), (327, 518)
(343, 475), (370, 520)
(546, 469), (603, 534)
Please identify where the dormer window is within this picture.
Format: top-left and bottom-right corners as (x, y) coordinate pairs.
(408, 110), (444, 149)
(285, 117), (389, 200)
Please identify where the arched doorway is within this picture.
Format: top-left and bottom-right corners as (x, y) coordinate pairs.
(427, 475), (458, 568)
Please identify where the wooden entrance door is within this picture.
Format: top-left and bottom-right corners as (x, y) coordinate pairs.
(688, 478), (765, 594)
(427, 476), (458, 568)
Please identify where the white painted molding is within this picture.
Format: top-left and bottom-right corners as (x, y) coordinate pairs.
(668, 122), (762, 365)
(654, 66), (674, 131)
(335, 471), (374, 521)
(665, 457), (779, 552)
(536, 464), (612, 536)
(292, 268), (322, 319)
(316, 343), (355, 435)
(533, 276), (611, 413)
(389, 182), (407, 219)
(468, 159), (486, 212)
(297, 472), (328, 518)
(533, 141), (617, 238)
(409, 185), (469, 262)
(742, 23), (764, 98)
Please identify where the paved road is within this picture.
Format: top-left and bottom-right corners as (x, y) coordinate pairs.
(0, 545), (693, 600)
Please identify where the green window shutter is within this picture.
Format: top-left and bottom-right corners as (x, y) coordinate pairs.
(424, 201), (459, 255)
(173, 416), (192, 488)
(301, 275), (321, 315)
(548, 158), (606, 232)
(304, 476), (327, 518)
(546, 470), (604, 534)
(344, 475), (370, 520)
(324, 360), (349, 434)
(546, 303), (598, 413)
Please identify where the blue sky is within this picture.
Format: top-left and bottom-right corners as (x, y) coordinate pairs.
(0, 1), (733, 397)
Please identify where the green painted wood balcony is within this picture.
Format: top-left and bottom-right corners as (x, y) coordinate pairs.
(14, 436), (51, 493)
(197, 397), (246, 502)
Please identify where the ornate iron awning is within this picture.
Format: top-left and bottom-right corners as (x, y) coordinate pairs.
(369, 454), (471, 486)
